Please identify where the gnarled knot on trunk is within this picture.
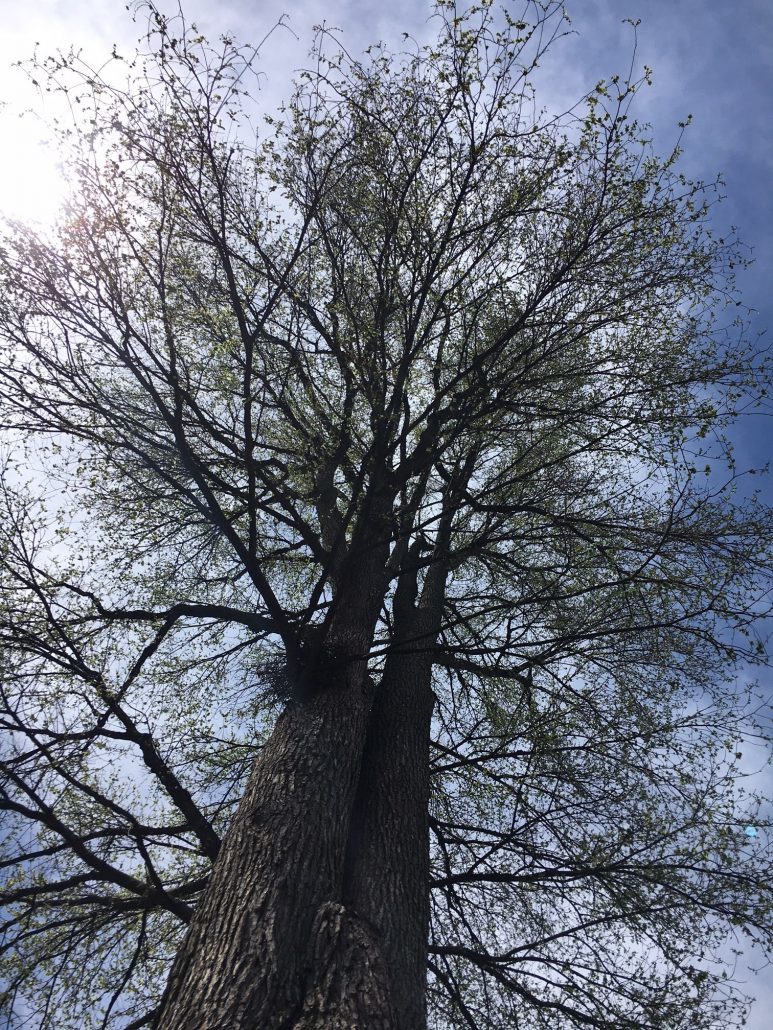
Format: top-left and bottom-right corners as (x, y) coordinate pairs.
(256, 627), (355, 703)
(294, 629), (353, 697)
(290, 901), (397, 1030)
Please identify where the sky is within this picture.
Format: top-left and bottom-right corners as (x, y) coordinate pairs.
(0, 0), (771, 1025)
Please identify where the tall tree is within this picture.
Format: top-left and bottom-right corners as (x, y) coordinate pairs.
(1, 2), (771, 1028)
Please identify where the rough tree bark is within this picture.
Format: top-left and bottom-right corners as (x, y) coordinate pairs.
(343, 548), (447, 1030)
(154, 668), (379, 1029)
(155, 499), (408, 1030)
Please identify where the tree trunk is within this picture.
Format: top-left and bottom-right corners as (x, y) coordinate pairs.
(155, 498), (443, 1030)
(155, 667), (381, 1030)
(343, 557), (446, 1030)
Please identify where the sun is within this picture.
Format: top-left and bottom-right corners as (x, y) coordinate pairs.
(0, 100), (69, 225)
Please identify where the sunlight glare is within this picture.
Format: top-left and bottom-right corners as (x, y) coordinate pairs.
(0, 103), (68, 225)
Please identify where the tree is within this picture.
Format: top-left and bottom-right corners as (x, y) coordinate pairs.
(0, 1), (771, 1027)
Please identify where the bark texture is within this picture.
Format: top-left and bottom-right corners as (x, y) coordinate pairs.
(291, 902), (397, 1029)
(155, 672), (376, 1030)
(344, 558), (446, 1030)
(155, 510), (400, 1030)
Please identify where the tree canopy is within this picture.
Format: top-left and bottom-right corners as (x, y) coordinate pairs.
(0, 2), (771, 1028)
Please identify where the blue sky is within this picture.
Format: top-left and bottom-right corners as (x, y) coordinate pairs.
(0, 0), (771, 1025)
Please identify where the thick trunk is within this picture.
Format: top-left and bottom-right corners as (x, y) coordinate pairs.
(155, 670), (379, 1030)
(155, 499), (444, 1030)
(156, 505), (398, 1030)
(344, 559), (445, 1030)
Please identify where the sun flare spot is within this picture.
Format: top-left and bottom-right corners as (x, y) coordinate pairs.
(0, 104), (68, 225)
